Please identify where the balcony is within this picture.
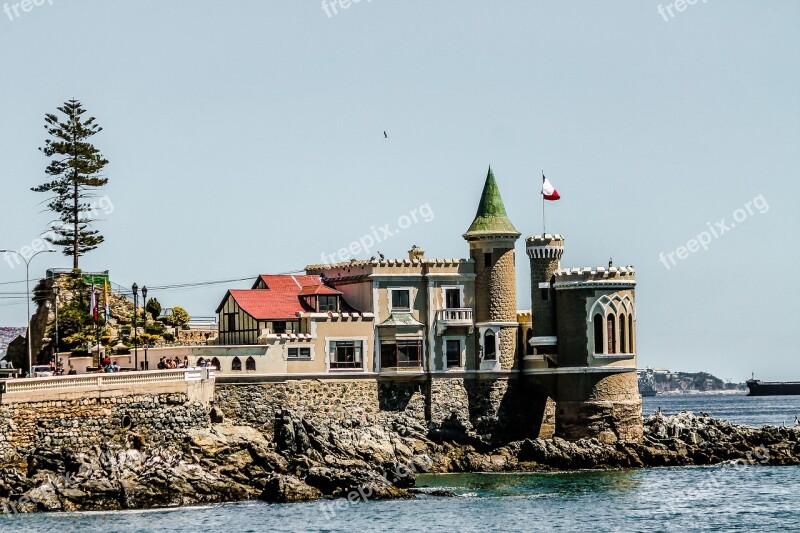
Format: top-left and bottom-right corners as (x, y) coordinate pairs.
(436, 308), (474, 335)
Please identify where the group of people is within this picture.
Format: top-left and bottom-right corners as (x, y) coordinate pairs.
(156, 356), (190, 369)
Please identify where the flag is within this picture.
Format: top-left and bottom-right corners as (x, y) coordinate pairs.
(542, 174), (560, 201)
(90, 283), (98, 322)
(103, 279), (110, 322)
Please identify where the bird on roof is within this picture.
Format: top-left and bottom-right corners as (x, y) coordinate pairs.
(608, 258), (613, 268)
(378, 251), (385, 260)
(369, 256), (375, 261)
(383, 131), (388, 139)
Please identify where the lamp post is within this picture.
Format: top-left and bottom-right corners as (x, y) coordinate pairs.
(143, 343), (149, 371)
(0, 249), (56, 376)
(53, 284), (59, 366)
(132, 282), (138, 370)
(141, 286), (148, 371)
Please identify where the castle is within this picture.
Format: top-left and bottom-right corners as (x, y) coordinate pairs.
(214, 167), (643, 442)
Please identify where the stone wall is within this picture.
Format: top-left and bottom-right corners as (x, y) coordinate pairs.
(0, 392), (210, 461)
(489, 248), (517, 323)
(212, 376), (553, 446)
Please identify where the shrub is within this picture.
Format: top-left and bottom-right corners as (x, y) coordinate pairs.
(146, 298), (162, 321)
(164, 306), (190, 327)
(162, 332), (175, 342)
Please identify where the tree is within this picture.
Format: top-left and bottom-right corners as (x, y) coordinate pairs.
(146, 297), (162, 321)
(32, 100), (109, 269)
(164, 306), (190, 327)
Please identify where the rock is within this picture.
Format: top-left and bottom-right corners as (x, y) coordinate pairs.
(261, 474), (322, 503)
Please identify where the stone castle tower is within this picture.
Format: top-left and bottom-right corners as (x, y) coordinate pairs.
(526, 233), (643, 442)
(526, 234), (565, 361)
(463, 167), (520, 370)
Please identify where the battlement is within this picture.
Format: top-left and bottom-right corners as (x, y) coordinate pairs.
(553, 266), (636, 290)
(526, 234), (565, 260)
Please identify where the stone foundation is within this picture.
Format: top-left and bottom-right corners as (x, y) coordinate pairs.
(555, 371), (643, 443)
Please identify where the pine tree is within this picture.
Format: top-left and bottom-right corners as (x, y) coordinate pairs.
(32, 100), (109, 269)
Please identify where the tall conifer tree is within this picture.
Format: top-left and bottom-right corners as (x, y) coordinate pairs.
(32, 99), (109, 269)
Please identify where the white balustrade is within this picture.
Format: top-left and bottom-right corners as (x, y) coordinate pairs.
(2, 368), (213, 395)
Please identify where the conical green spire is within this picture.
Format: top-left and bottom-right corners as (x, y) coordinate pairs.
(463, 166), (520, 240)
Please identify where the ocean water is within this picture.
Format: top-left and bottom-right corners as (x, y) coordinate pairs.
(4, 394), (799, 532)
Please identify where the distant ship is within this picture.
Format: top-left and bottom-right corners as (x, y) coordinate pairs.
(746, 379), (800, 396)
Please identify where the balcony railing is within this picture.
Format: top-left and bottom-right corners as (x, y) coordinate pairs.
(329, 360), (363, 370)
(437, 308), (473, 322)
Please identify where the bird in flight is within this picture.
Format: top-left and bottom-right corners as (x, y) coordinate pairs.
(383, 131), (388, 139)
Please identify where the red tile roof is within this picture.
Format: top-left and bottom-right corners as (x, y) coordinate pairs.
(218, 275), (343, 320)
(298, 284), (341, 296)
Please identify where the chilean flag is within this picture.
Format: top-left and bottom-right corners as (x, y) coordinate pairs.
(542, 174), (560, 201)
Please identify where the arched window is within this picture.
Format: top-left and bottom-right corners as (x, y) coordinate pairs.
(607, 315), (616, 354)
(484, 330), (496, 360)
(619, 313), (627, 354)
(231, 357), (242, 371)
(593, 314), (604, 354)
(525, 329), (534, 356)
(211, 357), (221, 370)
(628, 314), (634, 353)
(197, 357), (206, 367)
(246, 356), (256, 371)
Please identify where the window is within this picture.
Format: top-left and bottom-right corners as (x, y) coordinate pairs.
(593, 314), (604, 354)
(628, 314), (634, 353)
(484, 330), (496, 360)
(231, 357), (242, 371)
(318, 295), (338, 312)
(272, 321), (287, 334)
(381, 340), (422, 368)
(445, 288), (461, 309)
(211, 357), (221, 370)
(484, 252), (492, 268)
(525, 329), (534, 356)
(225, 313), (236, 331)
(330, 340), (363, 369)
(446, 339), (461, 367)
(246, 356), (256, 371)
(288, 346), (312, 359)
(391, 289), (410, 311)
(607, 315), (616, 354)
(619, 313), (627, 354)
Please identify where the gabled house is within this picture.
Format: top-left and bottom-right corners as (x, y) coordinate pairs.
(215, 274), (375, 373)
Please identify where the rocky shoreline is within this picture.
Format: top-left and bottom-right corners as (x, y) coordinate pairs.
(1, 410), (798, 513)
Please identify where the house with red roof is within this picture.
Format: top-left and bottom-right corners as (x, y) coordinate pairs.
(215, 274), (374, 373)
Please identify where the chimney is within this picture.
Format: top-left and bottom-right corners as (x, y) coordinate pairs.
(408, 245), (425, 262)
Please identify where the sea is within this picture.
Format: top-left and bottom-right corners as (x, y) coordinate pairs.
(5, 393), (800, 532)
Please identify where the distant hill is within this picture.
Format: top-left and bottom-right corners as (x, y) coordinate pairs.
(638, 369), (746, 393)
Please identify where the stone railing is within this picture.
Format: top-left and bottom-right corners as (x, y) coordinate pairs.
(0, 368), (215, 404)
(437, 308), (473, 322)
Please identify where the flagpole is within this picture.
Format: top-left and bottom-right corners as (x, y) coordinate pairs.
(542, 171), (546, 235)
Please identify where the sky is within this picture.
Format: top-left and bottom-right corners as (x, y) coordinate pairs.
(0, 1), (797, 382)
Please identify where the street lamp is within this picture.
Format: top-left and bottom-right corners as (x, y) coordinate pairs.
(141, 286), (148, 371)
(0, 249), (56, 376)
(53, 284), (59, 365)
(143, 343), (149, 371)
(132, 282), (138, 370)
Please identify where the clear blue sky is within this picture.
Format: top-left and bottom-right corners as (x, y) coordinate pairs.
(1, 1), (797, 381)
